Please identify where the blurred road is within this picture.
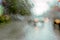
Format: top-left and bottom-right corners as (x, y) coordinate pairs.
(0, 16), (60, 40)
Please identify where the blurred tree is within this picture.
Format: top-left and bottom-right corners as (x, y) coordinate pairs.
(6, 0), (18, 14)
(6, 0), (32, 15)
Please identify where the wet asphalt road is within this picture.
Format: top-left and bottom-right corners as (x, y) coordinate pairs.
(0, 19), (60, 40)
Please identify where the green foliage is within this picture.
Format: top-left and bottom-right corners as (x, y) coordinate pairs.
(6, 0), (18, 14)
(0, 15), (11, 24)
(19, 7), (30, 16)
(6, 0), (31, 15)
